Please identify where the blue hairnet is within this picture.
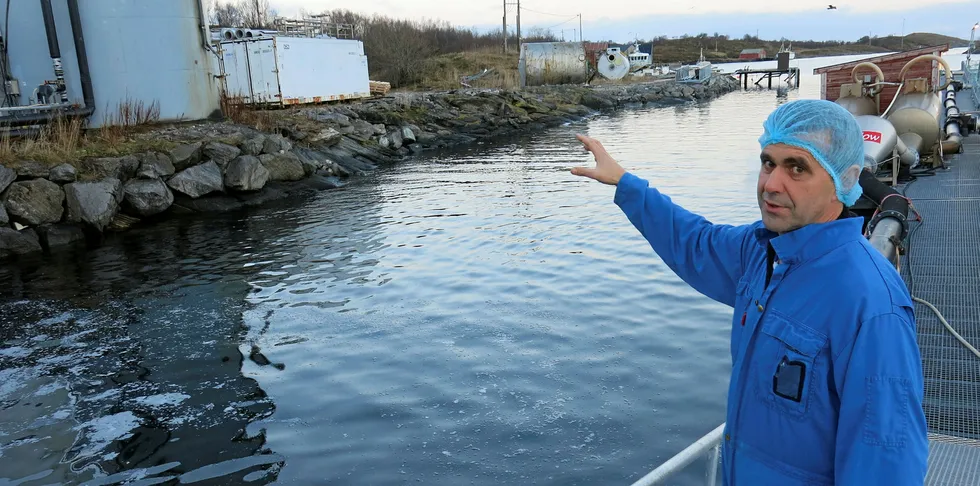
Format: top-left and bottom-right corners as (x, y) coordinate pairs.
(758, 99), (865, 206)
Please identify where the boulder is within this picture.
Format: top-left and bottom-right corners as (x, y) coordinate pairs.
(308, 111), (352, 126)
(65, 179), (124, 232)
(123, 178), (174, 217)
(0, 165), (16, 193)
(0, 202), (7, 225)
(35, 224), (86, 250)
(387, 129), (405, 150)
(137, 152), (176, 179)
(262, 134), (293, 154)
(400, 126), (417, 145)
(14, 160), (49, 179)
(223, 155), (270, 192)
(166, 161), (223, 198)
(309, 128), (342, 146)
(203, 142), (242, 168)
(48, 163), (78, 183)
(259, 153), (305, 182)
(169, 142), (204, 170)
(0, 227), (42, 259)
(240, 135), (266, 156)
(79, 156), (139, 182)
(3, 179), (65, 226)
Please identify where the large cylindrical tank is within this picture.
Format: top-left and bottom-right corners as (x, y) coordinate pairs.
(884, 92), (942, 154)
(854, 115), (898, 171)
(597, 49), (630, 80)
(837, 95), (878, 116)
(518, 42), (588, 87)
(2, 0), (220, 128)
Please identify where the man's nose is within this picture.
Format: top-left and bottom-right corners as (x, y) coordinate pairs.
(764, 166), (788, 194)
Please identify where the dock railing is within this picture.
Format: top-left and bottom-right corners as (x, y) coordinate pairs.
(963, 59), (980, 107)
(630, 423), (725, 486)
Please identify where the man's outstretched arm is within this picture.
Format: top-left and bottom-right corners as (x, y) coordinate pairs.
(833, 310), (929, 485)
(572, 134), (754, 306)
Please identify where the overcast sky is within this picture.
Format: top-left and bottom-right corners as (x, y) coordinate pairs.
(264, 0), (973, 42)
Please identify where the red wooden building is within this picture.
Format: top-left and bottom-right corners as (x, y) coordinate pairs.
(739, 48), (767, 60)
(812, 44), (949, 114)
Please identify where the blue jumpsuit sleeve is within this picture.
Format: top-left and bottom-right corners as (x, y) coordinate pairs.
(832, 310), (929, 485)
(613, 171), (753, 307)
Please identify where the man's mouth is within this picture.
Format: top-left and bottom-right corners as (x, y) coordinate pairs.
(764, 200), (786, 213)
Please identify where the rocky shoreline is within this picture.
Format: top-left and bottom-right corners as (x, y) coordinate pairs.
(0, 75), (740, 261)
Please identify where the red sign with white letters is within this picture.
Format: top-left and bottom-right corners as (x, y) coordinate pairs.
(863, 131), (882, 143)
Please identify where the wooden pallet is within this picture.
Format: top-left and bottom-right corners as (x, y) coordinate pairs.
(369, 81), (391, 96)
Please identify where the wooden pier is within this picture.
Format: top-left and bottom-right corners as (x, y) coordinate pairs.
(734, 66), (801, 89)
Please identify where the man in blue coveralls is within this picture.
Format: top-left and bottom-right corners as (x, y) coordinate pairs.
(571, 99), (929, 485)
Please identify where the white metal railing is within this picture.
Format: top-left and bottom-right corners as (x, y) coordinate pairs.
(964, 59), (980, 107)
(630, 423), (725, 486)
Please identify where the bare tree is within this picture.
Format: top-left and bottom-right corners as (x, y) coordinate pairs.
(237, 0), (275, 29)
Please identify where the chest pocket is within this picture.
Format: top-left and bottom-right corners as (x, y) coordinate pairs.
(754, 313), (828, 419)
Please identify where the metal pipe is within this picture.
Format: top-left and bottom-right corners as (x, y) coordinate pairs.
(630, 423), (726, 486)
(39, 0), (68, 103)
(66, 0), (94, 111)
(1, 0), (94, 128)
(895, 136), (920, 167)
(880, 82), (905, 118)
(868, 218), (905, 268)
(859, 170), (909, 269)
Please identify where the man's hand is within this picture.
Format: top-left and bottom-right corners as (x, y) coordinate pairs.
(571, 134), (627, 186)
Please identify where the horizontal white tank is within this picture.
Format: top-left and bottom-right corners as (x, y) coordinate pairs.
(519, 42), (589, 87)
(2, 0), (220, 128)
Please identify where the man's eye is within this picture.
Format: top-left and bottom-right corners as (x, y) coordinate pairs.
(791, 165), (805, 174)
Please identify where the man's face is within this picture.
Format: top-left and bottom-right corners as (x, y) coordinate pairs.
(757, 143), (843, 234)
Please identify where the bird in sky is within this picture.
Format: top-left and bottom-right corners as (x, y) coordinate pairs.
(827, 4), (837, 9)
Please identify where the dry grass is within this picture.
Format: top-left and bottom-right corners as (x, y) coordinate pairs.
(220, 94), (277, 131)
(0, 98), (175, 168)
(405, 48), (521, 91)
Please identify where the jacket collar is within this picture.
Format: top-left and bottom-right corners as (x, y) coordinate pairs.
(753, 207), (864, 265)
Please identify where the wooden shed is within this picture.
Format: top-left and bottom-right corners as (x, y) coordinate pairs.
(739, 48), (767, 60)
(812, 44), (949, 114)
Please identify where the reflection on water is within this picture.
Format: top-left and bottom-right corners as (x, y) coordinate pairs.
(1, 52), (967, 485)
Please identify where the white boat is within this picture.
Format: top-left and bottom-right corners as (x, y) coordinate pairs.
(778, 41), (796, 60)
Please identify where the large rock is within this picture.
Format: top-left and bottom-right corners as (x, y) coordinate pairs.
(307, 111), (352, 126)
(137, 152), (176, 179)
(0, 202), (7, 225)
(65, 179), (124, 232)
(240, 135), (266, 156)
(35, 224), (86, 250)
(387, 129), (405, 150)
(3, 179), (64, 226)
(80, 156), (139, 182)
(167, 161), (223, 198)
(0, 165), (16, 193)
(309, 128), (342, 146)
(259, 153), (305, 182)
(123, 178), (174, 217)
(203, 142), (242, 168)
(400, 126), (417, 145)
(223, 155), (270, 192)
(292, 147), (326, 176)
(169, 142), (204, 170)
(0, 227), (42, 259)
(14, 160), (49, 179)
(262, 134), (293, 155)
(48, 163), (78, 183)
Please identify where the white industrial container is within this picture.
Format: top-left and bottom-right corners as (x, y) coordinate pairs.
(1, 0), (221, 128)
(220, 37), (371, 106)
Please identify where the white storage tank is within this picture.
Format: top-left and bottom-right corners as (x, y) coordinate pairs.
(1, 0), (220, 128)
(220, 36), (371, 106)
